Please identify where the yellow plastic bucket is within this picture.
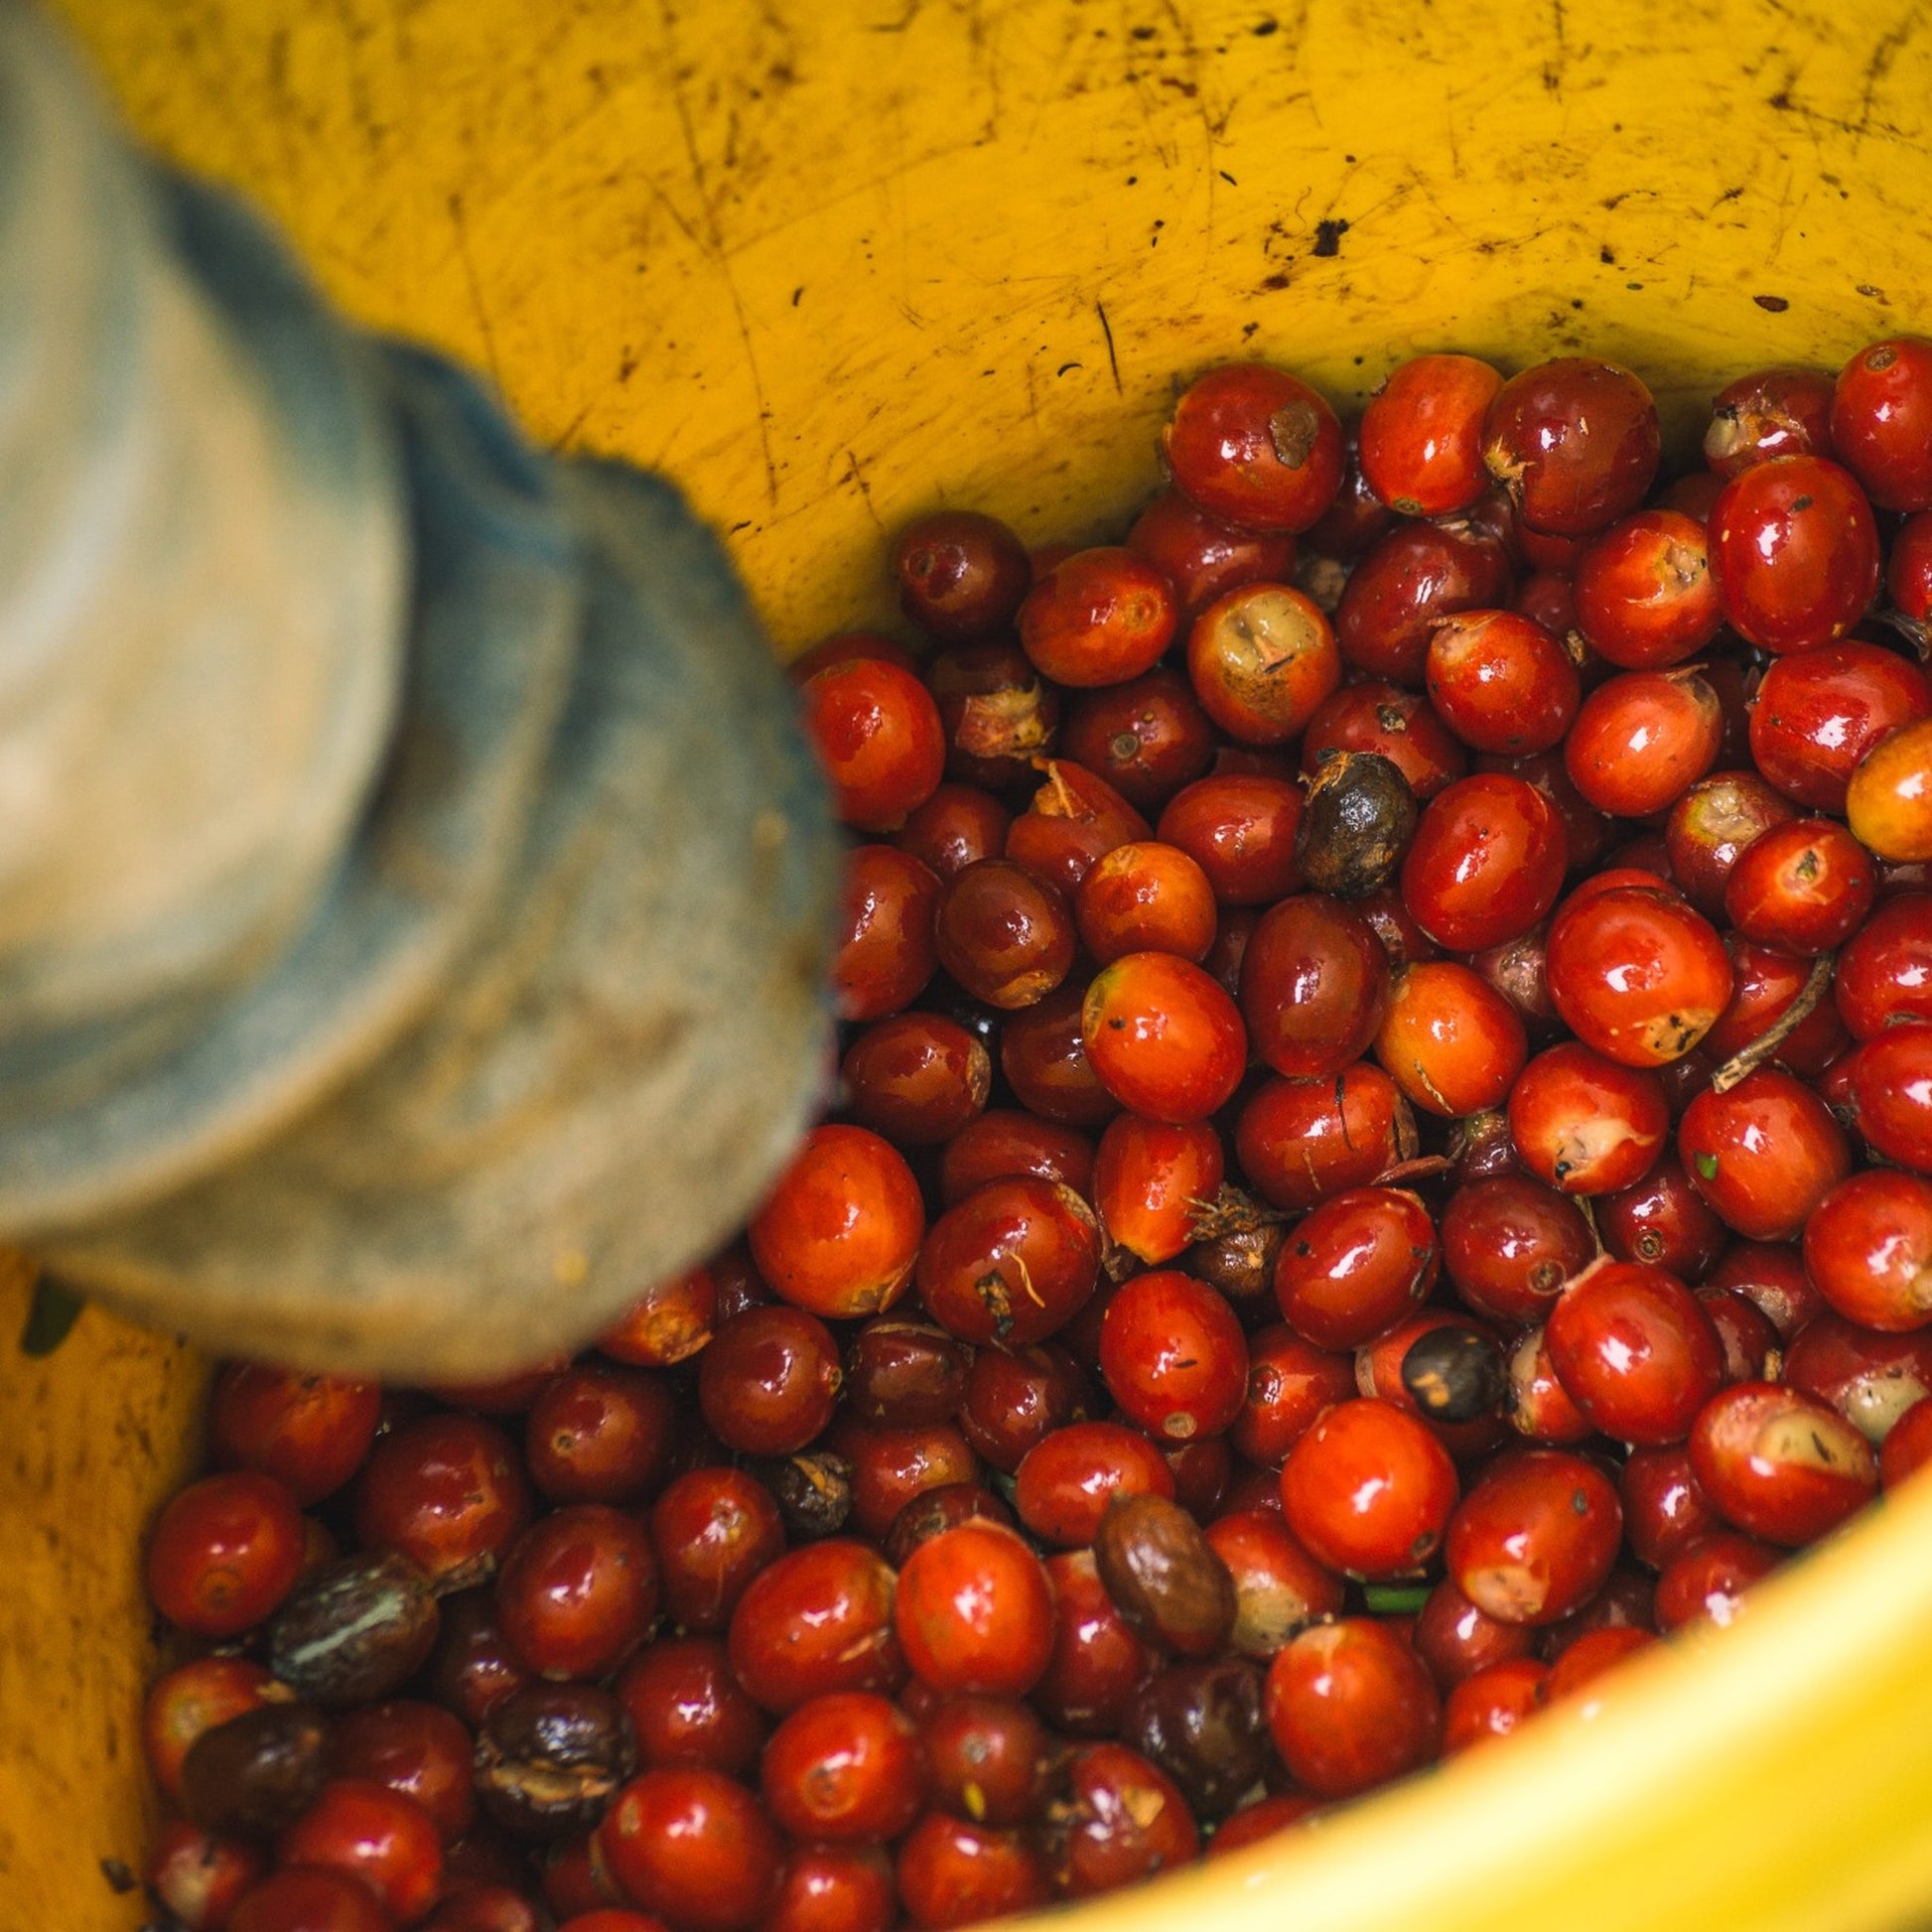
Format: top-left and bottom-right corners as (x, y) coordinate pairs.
(10, 1), (1932, 1925)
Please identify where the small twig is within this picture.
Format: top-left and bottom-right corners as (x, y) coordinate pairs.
(1370, 1155), (1453, 1187)
(1711, 951), (1836, 1094)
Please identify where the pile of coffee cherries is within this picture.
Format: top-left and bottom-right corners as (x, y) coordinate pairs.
(138, 342), (1932, 1932)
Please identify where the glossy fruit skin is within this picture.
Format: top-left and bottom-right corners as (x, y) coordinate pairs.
(727, 1541), (902, 1715)
(1447, 1450), (1624, 1626)
(1850, 1022), (1932, 1173)
(699, 1306), (842, 1457)
(144, 1657), (279, 1807)
(1567, 667), (1725, 820)
(1401, 774), (1566, 953)
(1666, 769), (1801, 920)
(893, 1521), (1055, 1699)
(1032, 1546), (1158, 1734)
(896, 783), (1012, 883)
(1157, 773), (1306, 905)
(1099, 1270), (1248, 1442)
(1654, 1531), (1782, 1631)
(1235, 1063), (1415, 1211)
(895, 1812), (1051, 1930)
(278, 1780), (446, 1925)
(1252, 899), (1401, 1095)
(601, 1269), (717, 1370)
(928, 638), (1059, 790)
(333, 1701), (477, 1844)
(523, 1367), (673, 1510)
(1205, 1510), (1346, 1658)
(1704, 366), (1836, 478)
(999, 985), (1119, 1128)
(1750, 640), (1931, 812)
(1546, 886), (1732, 1067)
(1441, 1174), (1594, 1324)
(1690, 1381), (1878, 1545)
(759, 1847), (896, 1932)
(1444, 1656), (1549, 1753)
(1163, 363), (1345, 534)
(939, 1111), (1094, 1206)
(600, 1770), (781, 1932)
(1018, 547), (1178, 688)
(931, 858), (1074, 1011)
(1679, 1068), (1853, 1241)
(229, 1867), (393, 1932)
(1090, 1116), (1223, 1267)
(896, 510), (1031, 641)
(1263, 1617), (1443, 1799)
(1186, 583), (1341, 746)
(145, 1817), (269, 1932)
(1482, 358), (1661, 535)
(1832, 336), (1932, 510)
(1013, 1421), (1175, 1548)
(1836, 893), (1932, 1038)
(1128, 489), (1296, 621)
(1359, 353), (1504, 515)
(748, 1126), (924, 1321)
(495, 1506), (658, 1684)
(647, 1469), (784, 1636)
(611, 1637), (764, 1781)
(1881, 1398), (1932, 1489)
(1280, 1398), (1458, 1579)
(1703, 937), (1848, 1078)
(1725, 818), (1875, 953)
(1849, 717), (1932, 863)
(1506, 1328), (1596, 1446)
(1304, 680), (1470, 802)
(843, 1014), (991, 1148)
(1425, 610), (1580, 755)
(1074, 840), (1218, 965)
(759, 1693), (925, 1845)
(146, 1471), (306, 1638)
(1275, 1186), (1440, 1350)
(1708, 1241), (1822, 1341)
(958, 1344), (1088, 1476)
(1413, 1578), (1539, 1690)
(1544, 1260), (1726, 1447)
(1783, 1313), (1932, 1446)
(1375, 960), (1527, 1117)
(1597, 1154), (1726, 1282)
(209, 1367), (382, 1507)
(1805, 1170), (1932, 1331)
(802, 657), (946, 832)
(1699, 1287), (1782, 1384)
(918, 1694), (1054, 1828)
(1508, 1042), (1670, 1197)
(1044, 1740), (1199, 1897)
(1080, 952), (1247, 1122)
(1335, 520), (1514, 685)
(1709, 455), (1880, 652)
(832, 845), (941, 1023)
(1620, 1444), (1724, 1572)
(1229, 1323), (1359, 1467)
(916, 1175), (1101, 1347)
(1573, 509), (1722, 668)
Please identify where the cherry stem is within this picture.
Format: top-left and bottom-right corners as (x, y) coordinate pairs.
(1363, 1583), (1432, 1614)
(1710, 951), (1835, 1095)
(1371, 1155), (1454, 1187)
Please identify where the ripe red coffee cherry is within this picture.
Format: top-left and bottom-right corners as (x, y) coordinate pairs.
(1090, 1115), (1224, 1266)
(1849, 717), (1932, 863)
(526, 1365), (675, 1508)
(748, 1125), (924, 1320)
(696, 1306), (843, 1457)
(1013, 1421), (1176, 1548)
(144, 1657), (278, 1806)
(1241, 894), (1390, 1079)
(1080, 952), (1246, 1122)
(1157, 773), (1306, 905)
(918, 1693), (1055, 1828)
(1544, 1259), (1726, 1447)
(1481, 357), (1661, 536)
(1304, 680), (1469, 801)
(1545, 885), (1731, 1067)
(1229, 1323), (1358, 1466)
(1705, 365), (1836, 478)
(1099, 1270), (1248, 1442)
(895, 510), (1031, 641)
(1804, 1171), (1932, 1331)
(1724, 818), (1875, 954)
(1837, 896), (1932, 1039)
(1279, 1399), (1458, 1579)
(1850, 1022), (1932, 1174)
(759, 1847), (894, 1932)
(1263, 1617), (1442, 1799)
(1425, 610), (1580, 756)
(1508, 1042), (1670, 1196)
(1205, 1510), (1346, 1657)
(1043, 1740), (1199, 1897)
(1235, 1062), (1415, 1211)
(277, 1779), (446, 1925)
(1690, 1382), (1878, 1546)
(832, 845), (941, 1023)
(1018, 546), (1178, 688)
(209, 1366), (382, 1508)
(1374, 960), (1528, 1118)
(1186, 583), (1341, 745)
(615, 1636), (765, 1779)
(1572, 509), (1722, 668)
(496, 1505), (658, 1684)
(1009, 758), (1154, 899)
(1441, 1174), (1594, 1325)
(1882, 1399), (1932, 1489)
(1336, 519), (1513, 685)
(601, 1266), (717, 1370)
(999, 983), (1118, 1129)
(1709, 455), (1880, 652)
(1444, 1656), (1550, 1753)
(896, 1521), (1056, 1698)
(802, 657), (945, 832)
(1128, 489), (1296, 620)
(842, 1013), (991, 1148)
(1783, 1313), (1932, 1447)
(1033, 1546), (1158, 1734)
(1163, 363), (1345, 534)
(1598, 1154), (1728, 1281)
(1832, 336), (1932, 510)
(1401, 774), (1566, 953)
(927, 638), (1059, 790)
(759, 1693), (926, 1845)
(1679, 1069), (1852, 1242)
(648, 1468), (784, 1635)
(229, 1867), (392, 1932)
(1359, 352), (1504, 516)
(932, 859), (1074, 1011)
(1075, 840), (1218, 965)
(600, 1770), (781, 1932)
(146, 1472), (306, 1638)
(727, 1541), (902, 1715)
(939, 1110), (1094, 1206)
(1750, 641), (1930, 812)
(1665, 770), (1800, 920)
(1412, 1578), (1539, 1691)
(1565, 667), (1724, 818)
(1654, 1530), (1782, 1631)
(897, 1813), (1052, 1928)
(1620, 1443), (1724, 1571)
(1447, 1450), (1623, 1625)
(1274, 1185), (1440, 1350)
(896, 783), (1012, 882)
(915, 1175), (1101, 1347)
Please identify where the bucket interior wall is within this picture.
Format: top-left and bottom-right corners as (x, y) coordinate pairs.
(9, 1), (1932, 1926)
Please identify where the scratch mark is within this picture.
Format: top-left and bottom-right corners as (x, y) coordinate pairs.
(445, 193), (504, 397)
(843, 450), (885, 534)
(1857, 6), (1922, 132)
(1096, 300), (1123, 394)
(868, 0), (923, 27)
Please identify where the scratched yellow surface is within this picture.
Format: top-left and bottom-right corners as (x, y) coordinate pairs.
(11, 1), (1932, 1926)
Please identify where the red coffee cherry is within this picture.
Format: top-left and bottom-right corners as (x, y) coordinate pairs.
(1163, 363), (1345, 534)
(1690, 1382), (1878, 1546)
(1446, 1450), (1623, 1625)
(1280, 1399), (1459, 1580)
(1263, 1617), (1442, 1799)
